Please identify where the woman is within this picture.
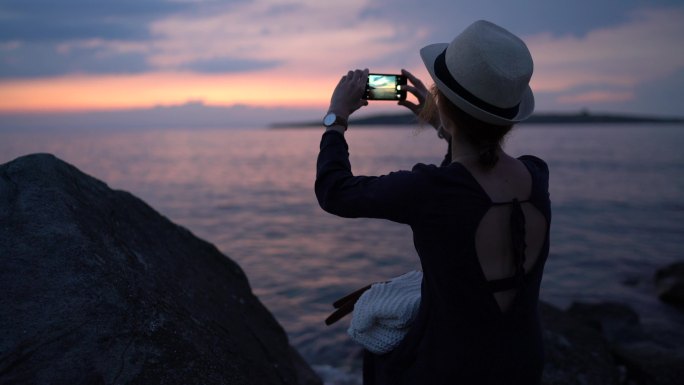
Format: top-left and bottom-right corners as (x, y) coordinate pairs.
(316, 20), (551, 385)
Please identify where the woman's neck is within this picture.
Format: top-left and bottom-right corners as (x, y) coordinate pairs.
(450, 136), (481, 163)
(449, 136), (505, 166)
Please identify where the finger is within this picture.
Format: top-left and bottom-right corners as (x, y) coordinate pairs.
(344, 70), (354, 83)
(403, 85), (424, 99)
(403, 87), (426, 109)
(401, 68), (416, 80)
(402, 69), (427, 90)
(398, 100), (420, 113)
(401, 69), (421, 85)
(349, 69), (362, 84)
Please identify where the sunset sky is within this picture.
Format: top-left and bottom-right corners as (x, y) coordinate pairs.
(1, 0), (683, 128)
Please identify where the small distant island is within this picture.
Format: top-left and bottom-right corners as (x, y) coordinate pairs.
(271, 111), (684, 128)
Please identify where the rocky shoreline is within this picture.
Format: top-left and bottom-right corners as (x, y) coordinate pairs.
(540, 298), (684, 385)
(2, 153), (682, 384)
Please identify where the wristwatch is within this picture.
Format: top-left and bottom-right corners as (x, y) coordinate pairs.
(323, 112), (348, 130)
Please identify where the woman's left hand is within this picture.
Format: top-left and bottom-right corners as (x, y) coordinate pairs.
(398, 69), (440, 130)
(327, 68), (369, 120)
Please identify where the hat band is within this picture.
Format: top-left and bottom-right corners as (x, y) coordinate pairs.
(435, 50), (519, 119)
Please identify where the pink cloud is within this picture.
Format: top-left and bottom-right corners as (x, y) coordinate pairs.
(526, 7), (684, 93)
(147, 0), (429, 76)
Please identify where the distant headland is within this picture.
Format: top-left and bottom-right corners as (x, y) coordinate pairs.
(271, 111), (684, 128)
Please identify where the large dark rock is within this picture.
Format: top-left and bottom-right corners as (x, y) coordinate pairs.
(566, 302), (644, 344)
(549, 301), (684, 385)
(0, 154), (321, 385)
(540, 302), (620, 385)
(568, 302), (684, 385)
(654, 261), (684, 307)
(612, 341), (684, 385)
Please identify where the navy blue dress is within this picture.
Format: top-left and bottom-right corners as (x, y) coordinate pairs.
(315, 131), (551, 385)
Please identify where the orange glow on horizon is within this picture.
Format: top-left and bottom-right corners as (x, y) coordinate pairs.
(0, 68), (619, 114)
(557, 90), (635, 104)
(0, 71), (334, 113)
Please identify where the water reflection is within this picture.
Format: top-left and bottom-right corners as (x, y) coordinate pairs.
(2, 124), (684, 370)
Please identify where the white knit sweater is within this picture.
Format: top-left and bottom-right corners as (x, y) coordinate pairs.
(348, 271), (422, 354)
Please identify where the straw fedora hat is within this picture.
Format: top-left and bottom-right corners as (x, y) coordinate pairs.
(420, 20), (534, 126)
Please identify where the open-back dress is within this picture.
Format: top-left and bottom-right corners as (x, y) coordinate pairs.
(315, 130), (551, 385)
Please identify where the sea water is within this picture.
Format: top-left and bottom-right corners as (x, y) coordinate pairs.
(2, 124), (683, 382)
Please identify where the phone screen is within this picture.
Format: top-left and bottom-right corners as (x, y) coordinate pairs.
(364, 73), (407, 101)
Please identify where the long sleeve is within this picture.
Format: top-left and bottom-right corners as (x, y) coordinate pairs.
(315, 131), (426, 224)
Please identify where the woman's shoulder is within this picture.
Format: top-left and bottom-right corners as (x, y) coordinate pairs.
(410, 162), (479, 189)
(517, 155), (550, 200)
(411, 162), (439, 173)
(411, 162), (466, 178)
(517, 155), (549, 177)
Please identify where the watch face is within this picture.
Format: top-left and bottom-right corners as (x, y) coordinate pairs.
(324, 113), (337, 126)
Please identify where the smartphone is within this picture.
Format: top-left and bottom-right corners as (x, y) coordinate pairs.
(364, 73), (407, 101)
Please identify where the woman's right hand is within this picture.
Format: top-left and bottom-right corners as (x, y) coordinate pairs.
(398, 69), (440, 130)
(327, 69), (369, 120)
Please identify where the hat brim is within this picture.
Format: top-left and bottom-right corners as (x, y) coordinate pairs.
(420, 43), (534, 126)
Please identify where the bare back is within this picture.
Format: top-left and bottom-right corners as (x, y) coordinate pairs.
(460, 153), (548, 313)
